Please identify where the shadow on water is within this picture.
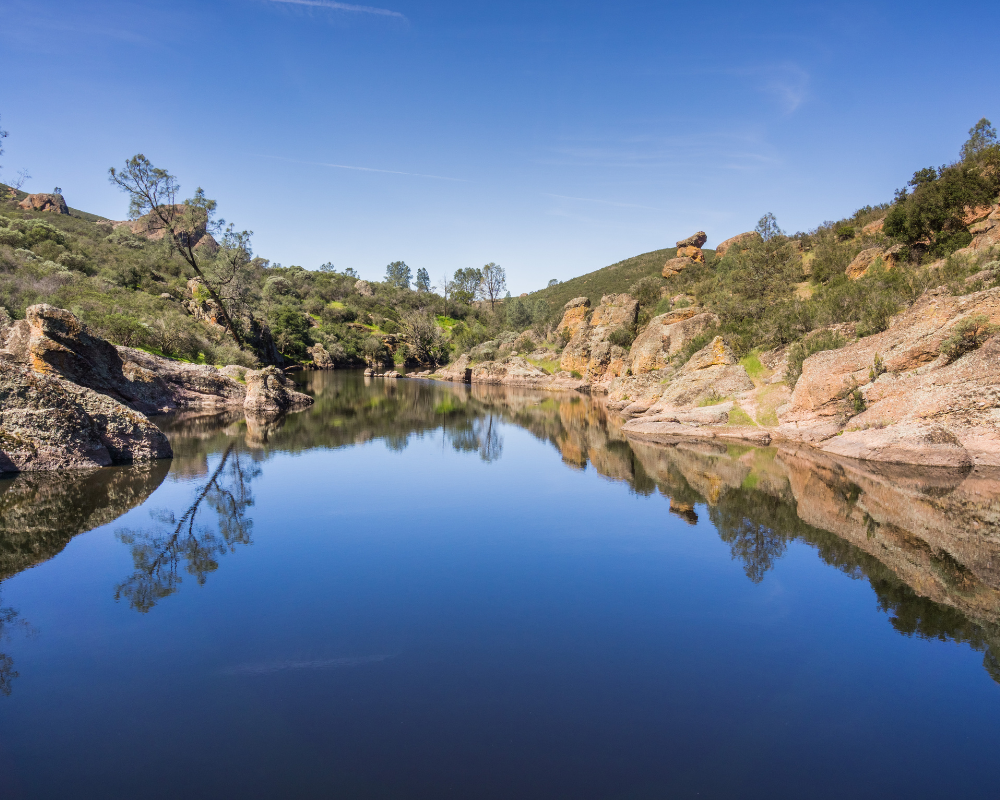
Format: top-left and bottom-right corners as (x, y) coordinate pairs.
(1, 368), (999, 690)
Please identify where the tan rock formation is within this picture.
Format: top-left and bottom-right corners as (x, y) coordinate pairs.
(676, 245), (705, 263)
(355, 280), (375, 297)
(779, 284), (1000, 465)
(559, 293), (638, 390)
(676, 231), (708, 249)
(18, 193), (69, 214)
(715, 231), (761, 259)
(627, 309), (719, 374)
(557, 297), (591, 338)
(965, 204), (1000, 253)
(846, 246), (900, 280)
(861, 218), (884, 235)
(662, 257), (694, 277)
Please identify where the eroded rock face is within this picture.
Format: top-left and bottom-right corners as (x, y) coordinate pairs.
(676, 245), (705, 263)
(559, 294), (638, 391)
(653, 337), (753, 408)
(243, 366), (313, 414)
(0, 304), (247, 414)
(557, 297), (591, 338)
(628, 310), (719, 374)
(355, 280), (375, 297)
(17, 193), (68, 214)
(965, 204), (1000, 253)
(0, 358), (172, 472)
(662, 257), (695, 277)
(715, 231), (761, 259)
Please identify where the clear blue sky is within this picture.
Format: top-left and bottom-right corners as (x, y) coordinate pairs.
(2, 0), (998, 292)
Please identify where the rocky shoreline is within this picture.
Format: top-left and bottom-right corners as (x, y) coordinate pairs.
(0, 305), (312, 472)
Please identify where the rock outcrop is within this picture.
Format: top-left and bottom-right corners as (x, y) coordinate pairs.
(308, 343), (334, 369)
(556, 297), (591, 338)
(0, 358), (172, 472)
(18, 193), (69, 214)
(243, 366), (313, 414)
(715, 231), (761, 259)
(434, 353), (472, 383)
(470, 357), (587, 391)
(627, 308), (719, 374)
(846, 245), (901, 280)
(354, 280), (374, 297)
(560, 293), (638, 391)
(663, 232), (708, 276)
(676, 231), (708, 249)
(0, 305), (247, 414)
(778, 284), (1000, 465)
(965, 204), (1000, 253)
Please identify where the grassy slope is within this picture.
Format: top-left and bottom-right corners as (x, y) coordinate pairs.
(525, 247), (716, 312)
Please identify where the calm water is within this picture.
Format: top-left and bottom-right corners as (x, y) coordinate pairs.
(0, 370), (998, 798)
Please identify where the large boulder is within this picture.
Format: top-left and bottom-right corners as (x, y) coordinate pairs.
(308, 343), (334, 369)
(715, 231), (761, 259)
(676, 231), (708, 249)
(0, 304), (247, 413)
(243, 366), (313, 414)
(0, 358), (172, 472)
(556, 297), (591, 338)
(559, 293), (638, 390)
(354, 280), (375, 297)
(964, 204), (1000, 253)
(628, 309), (719, 374)
(18, 193), (68, 215)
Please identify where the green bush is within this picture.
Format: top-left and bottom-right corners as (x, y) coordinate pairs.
(628, 276), (662, 308)
(940, 314), (996, 362)
(608, 325), (636, 348)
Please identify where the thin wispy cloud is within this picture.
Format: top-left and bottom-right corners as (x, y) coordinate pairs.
(543, 193), (667, 213)
(264, 0), (406, 19)
(253, 154), (466, 182)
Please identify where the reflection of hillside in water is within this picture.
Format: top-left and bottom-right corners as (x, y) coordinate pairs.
(1, 370), (998, 688)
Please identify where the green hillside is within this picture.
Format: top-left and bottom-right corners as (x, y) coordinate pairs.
(527, 247), (715, 312)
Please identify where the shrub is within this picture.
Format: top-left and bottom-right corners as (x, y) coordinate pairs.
(868, 353), (886, 383)
(608, 325), (636, 348)
(786, 330), (846, 387)
(940, 314), (996, 362)
(850, 387), (866, 415)
(629, 276), (662, 308)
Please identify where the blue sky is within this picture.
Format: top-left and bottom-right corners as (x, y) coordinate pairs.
(2, 0), (998, 292)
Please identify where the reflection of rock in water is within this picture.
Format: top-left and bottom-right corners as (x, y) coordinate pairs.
(243, 412), (288, 447)
(154, 370), (1000, 685)
(0, 461), (170, 582)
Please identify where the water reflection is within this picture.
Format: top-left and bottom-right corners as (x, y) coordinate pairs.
(1, 370), (999, 688)
(115, 445), (260, 612)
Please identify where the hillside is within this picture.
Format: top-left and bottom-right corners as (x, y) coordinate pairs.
(526, 247), (714, 310)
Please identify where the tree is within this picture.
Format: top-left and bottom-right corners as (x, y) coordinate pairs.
(961, 118), (998, 162)
(109, 155), (245, 347)
(415, 267), (430, 292)
(479, 262), (507, 312)
(547, 278), (559, 287)
(755, 212), (783, 241)
(440, 273), (452, 316)
(385, 261), (412, 289)
(724, 214), (795, 322)
(451, 266), (483, 305)
(319, 262), (336, 272)
(206, 226), (262, 328)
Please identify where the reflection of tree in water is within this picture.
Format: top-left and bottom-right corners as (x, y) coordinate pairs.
(0, 592), (30, 696)
(475, 414), (503, 463)
(115, 445), (260, 612)
(710, 490), (794, 584)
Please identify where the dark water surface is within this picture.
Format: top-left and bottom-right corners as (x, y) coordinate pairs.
(1, 370), (998, 798)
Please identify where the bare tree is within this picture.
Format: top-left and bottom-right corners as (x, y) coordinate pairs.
(206, 225), (262, 328)
(479, 262), (507, 312)
(109, 155), (244, 346)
